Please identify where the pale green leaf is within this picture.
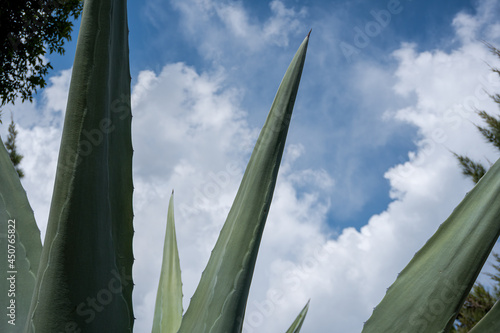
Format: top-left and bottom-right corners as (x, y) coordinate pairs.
(362, 156), (500, 333)
(25, 0), (134, 331)
(152, 191), (183, 333)
(285, 300), (310, 333)
(0, 137), (41, 332)
(178, 32), (310, 333)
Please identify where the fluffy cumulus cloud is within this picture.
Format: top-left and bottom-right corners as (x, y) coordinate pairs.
(2, 69), (72, 240)
(128, 60), (334, 331)
(6, 56), (332, 331)
(130, 62), (254, 324)
(242, 4), (500, 333)
(132, 3), (500, 330)
(5, 0), (500, 332)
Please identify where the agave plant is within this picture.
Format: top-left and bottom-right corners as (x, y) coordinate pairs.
(361, 154), (500, 333)
(152, 193), (310, 333)
(2, 0), (500, 332)
(0, 0), (309, 331)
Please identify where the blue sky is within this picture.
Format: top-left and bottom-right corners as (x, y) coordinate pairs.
(4, 0), (500, 332)
(43, 0), (484, 231)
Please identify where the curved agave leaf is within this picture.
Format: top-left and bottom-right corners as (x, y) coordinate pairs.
(285, 300), (310, 333)
(152, 191), (183, 333)
(178, 32), (310, 333)
(468, 299), (500, 333)
(362, 156), (500, 333)
(0, 138), (41, 332)
(25, 0), (134, 331)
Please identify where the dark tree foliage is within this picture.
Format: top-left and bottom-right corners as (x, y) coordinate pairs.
(452, 283), (498, 332)
(450, 254), (500, 332)
(454, 44), (500, 185)
(4, 116), (24, 178)
(475, 109), (500, 150)
(487, 253), (500, 290)
(453, 153), (487, 184)
(0, 0), (83, 106)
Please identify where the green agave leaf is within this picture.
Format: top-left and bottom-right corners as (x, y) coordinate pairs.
(178, 32), (310, 333)
(285, 300), (310, 333)
(468, 299), (500, 333)
(0, 138), (42, 332)
(152, 191), (183, 333)
(25, 0), (134, 331)
(362, 157), (500, 333)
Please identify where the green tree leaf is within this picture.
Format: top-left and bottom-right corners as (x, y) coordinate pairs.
(5, 115), (24, 178)
(0, 0), (83, 106)
(453, 153), (486, 184)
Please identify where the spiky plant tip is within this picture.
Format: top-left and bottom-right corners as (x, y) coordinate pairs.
(176, 34), (309, 333)
(285, 300), (311, 333)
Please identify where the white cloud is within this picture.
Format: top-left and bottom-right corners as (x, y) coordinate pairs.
(125, 16), (500, 330)
(453, 0), (500, 43)
(242, 1), (500, 332)
(8, 69), (71, 241)
(128, 60), (334, 332)
(18, 126), (61, 241)
(5, 0), (500, 332)
(130, 62), (253, 325)
(3, 50), (332, 333)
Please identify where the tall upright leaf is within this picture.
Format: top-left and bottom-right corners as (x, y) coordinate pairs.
(25, 0), (134, 331)
(152, 191), (183, 333)
(0, 138), (41, 332)
(178, 32), (310, 333)
(285, 300), (310, 333)
(362, 156), (500, 333)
